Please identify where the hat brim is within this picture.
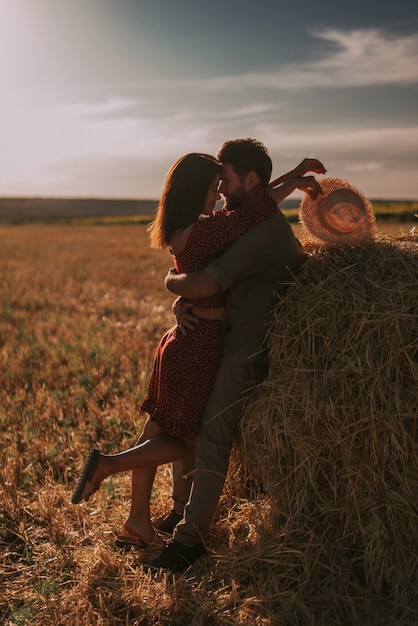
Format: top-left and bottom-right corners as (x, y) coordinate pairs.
(299, 177), (376, 245)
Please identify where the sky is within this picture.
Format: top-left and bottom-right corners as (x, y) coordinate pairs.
(1, 0), (417, 200)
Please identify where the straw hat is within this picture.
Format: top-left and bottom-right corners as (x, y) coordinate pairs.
(299, 177), (376, 245)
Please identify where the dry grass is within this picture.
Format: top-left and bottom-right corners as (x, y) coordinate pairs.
(241, 231), (418, 625)
(0, 220), (416, 625)
(0, 223), (287, 625)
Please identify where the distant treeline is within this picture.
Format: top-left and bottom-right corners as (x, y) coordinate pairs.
(0, 197), (159, 223)
(0, 196), (416, 224)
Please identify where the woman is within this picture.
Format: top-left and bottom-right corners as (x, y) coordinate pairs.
(71, 153), (278, 546)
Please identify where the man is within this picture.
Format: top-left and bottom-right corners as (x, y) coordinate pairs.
(149, 139), (325, 571)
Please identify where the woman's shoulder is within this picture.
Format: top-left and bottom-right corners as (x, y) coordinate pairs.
(169, 224), (195, 256)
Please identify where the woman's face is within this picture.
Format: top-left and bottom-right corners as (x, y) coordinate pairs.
(201, 173), (221, 215)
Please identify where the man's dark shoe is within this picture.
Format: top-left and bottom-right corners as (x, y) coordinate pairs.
(154, 510), (183, 535)
(145, 539), (207, 572)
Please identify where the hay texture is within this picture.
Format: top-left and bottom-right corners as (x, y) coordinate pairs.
(241, 235), (418, 624)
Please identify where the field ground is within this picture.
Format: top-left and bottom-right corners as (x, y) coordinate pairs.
(0, 221), (416, 625)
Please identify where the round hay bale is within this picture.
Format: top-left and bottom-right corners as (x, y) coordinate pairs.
(240, 234), (418, 622)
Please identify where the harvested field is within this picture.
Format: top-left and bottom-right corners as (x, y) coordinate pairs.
(0, 222), (416, 624)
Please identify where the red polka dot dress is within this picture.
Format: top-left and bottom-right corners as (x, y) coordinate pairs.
(140, 187), (277, 438)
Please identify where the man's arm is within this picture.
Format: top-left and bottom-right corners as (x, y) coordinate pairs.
(165, 269), (220, 299)
(166, 211), (303, 300)
(268, 158), (326, 189)
(202, 214), (303, 291)
(268, 176), (323, 205)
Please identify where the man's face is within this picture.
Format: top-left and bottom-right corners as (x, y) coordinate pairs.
(219, 163), (247, 209)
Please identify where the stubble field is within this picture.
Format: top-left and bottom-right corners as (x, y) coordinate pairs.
(0, 218), (416, 625)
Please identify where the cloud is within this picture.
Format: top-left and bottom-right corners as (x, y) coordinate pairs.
(262, 125), (418, 199)
(343, 162), (381, 173)
(2, 19), (417, 200)
(306, 28), (418, 87)
(29, 123), (417, 199)
(262, 125), (418, 177)
(204, 28), (418, 91)
(70, 27), (417, 135)
(131, 28), (418, 94)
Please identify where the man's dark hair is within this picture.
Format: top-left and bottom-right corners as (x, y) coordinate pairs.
(217, 138), (272, 188)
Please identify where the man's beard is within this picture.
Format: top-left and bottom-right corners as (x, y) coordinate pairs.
(224, 184), (246, 210)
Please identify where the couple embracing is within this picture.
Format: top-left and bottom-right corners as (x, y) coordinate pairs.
(71, 138), (325, 572)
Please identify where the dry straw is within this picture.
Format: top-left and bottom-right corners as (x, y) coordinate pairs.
(240, 234), (418, 624)
(299, 177), (376, 246)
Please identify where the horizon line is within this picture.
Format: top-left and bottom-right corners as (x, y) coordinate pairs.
(1, 195), (417, 203)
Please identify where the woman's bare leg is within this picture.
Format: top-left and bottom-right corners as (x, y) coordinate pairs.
(123, 419), (160, 543)
(123, 467), (158, 543)
(96, 433), (192, 478)
(78, 419), (194, 532)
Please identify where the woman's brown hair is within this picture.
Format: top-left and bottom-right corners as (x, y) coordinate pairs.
(148, 153), (220, 249)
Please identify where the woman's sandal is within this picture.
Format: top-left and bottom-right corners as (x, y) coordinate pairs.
(114, 534), (147, 549)
(114, 530), (164, 550)
(71, 449), (101, 504)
